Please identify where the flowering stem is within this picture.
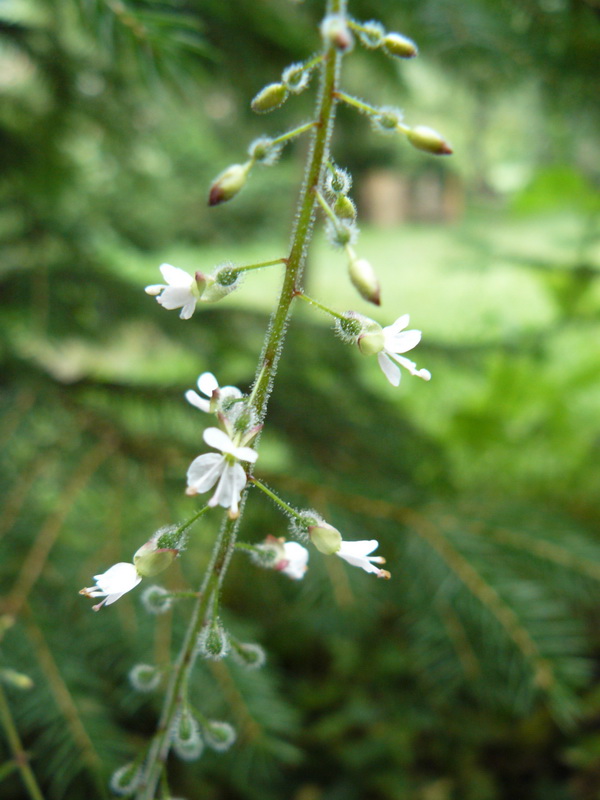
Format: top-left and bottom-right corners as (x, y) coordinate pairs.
(173, 504), (211, 536)
(295, 291), (347, 321)
(250, 478), (305, 521)
(136, 2), (346, 796)
(233, 257), (288, 274)
(314, 187), (339, 225)
(0, 683), (45, 800)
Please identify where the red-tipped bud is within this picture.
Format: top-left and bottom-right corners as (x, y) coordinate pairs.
(208, 162), (252, 206)
(407, 125), (453, 155)
(348, 255), (381, 306)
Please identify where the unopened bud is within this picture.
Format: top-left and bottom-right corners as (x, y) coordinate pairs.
(325, 219), (357, 249)
(327, 166), (352, 195)
(231, 641), (267, 670)
(208, 162), (252, 206)
(129, 663), (162, 693)
(197, 619), (229, 660)
(0, 668), (33, 690)
(320, 13), (354, 51)
(334, 194), (356, 221)
(248, 136), (282, 166)
(203, 720), (237, 752)
(251, 82), (288, 113)
(110, 763), (141, 796)
(383, 32), (418, 59)
(373, 106), (403, 135)
(173, 709), (203, 762)
(309, 522), (342, 555)
(407, 125), (453, 155)
(348, 256), (381, 306)
(133, 541), (178, 578)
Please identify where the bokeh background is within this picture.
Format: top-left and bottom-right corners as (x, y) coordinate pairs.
(1, 0), (600, 798)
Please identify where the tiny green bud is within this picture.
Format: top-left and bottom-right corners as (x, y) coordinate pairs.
(141, 584), (172, 615)
(348, 256), (381, 306)
(208, 162), (252, 206)
(357, 327), (385, 356)
(110, 763), (141, 796)
(231, 641), (267, 670)
(248, 136), (282, 165)
(327, 166), (352, 195)
(383, 32), (418, 59)
(204, 720), (237, 752)
(173, 709), (203, 762)
(355, 20), (385, 49)
(251, 82), (289, 113)
(133, 541), (178, 578)
(308, 522), (342, 555)
(197, 618), (229, 660)
(334, 194), (356, 221)
(0, 668), (33, 690)
(373, 106), (404, 135)
(129, 663), (162, 693)
(325, 218), (357, 249)
(281, 62), (310, 94)
(407, 125), (453, 155)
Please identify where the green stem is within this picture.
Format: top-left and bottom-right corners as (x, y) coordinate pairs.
(234, 257), (287, 274)
(295, 291), (347, 321)
(136, 2), (346, 796)
(173, 504), (210, 537)
(0, 684), (45, 800)
(314, 187), (339, 225)
(335, 91), (410, 133)
(270, 121), (318, 147)
(250, 478), (304, 521)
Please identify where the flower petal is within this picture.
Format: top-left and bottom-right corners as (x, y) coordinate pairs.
(384, 314), (410, 336)
(187, 453), (225, 493)
(156, 286), (195, 311)
(384, 329), (421, 354)
(159, 263), (194, 287)
(179, 298), (197, 320)
(145, 284), (165, 296)
(185, 390), (210, 413)
(203, 427), (236, 454)
(208, 462), (247, 512)
(197, 372), (219, 398)
(377, 352), (401, 386)
(231, 445), (258, 463)
(93, 562), (141, 594)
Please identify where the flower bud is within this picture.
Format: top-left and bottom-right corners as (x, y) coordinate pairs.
(348, 256), (381, 306)
(250, 82), (288, 113)
(231, 641), (267, 670)
(248, 136), (283, 166)
(407, 125), (453, 155)
(208, 162), (252, 206)
(383, 32), (418, 59)
(173, 709), (203, 762)
(133, 541), (178, 578)
(356, 20), (385, 49)
(372, 106), (404, 135)
(326, 166), (352, 195)
(282, 62), (310, 94)
(325, 219), (357, 249)
(308, 522), (342, 555)
(203, 720), (237, 752)
(0, 668), (33, 690)
(129, 663), (162, 693)
(141, 584), (172, 615)
(320, 13), (354, 51)
(334, 194), (356, 221)
(110, 763), (141, 796)
(197, 619), (229, 660)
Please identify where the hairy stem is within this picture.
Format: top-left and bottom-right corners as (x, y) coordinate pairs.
(136, 1), (345, 795)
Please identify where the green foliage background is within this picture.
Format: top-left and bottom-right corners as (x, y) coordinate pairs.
(1, 0), (599, 798)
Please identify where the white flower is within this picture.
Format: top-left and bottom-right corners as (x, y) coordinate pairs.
(185, 372), (242, 414)
(336, 539), (390, 578)
(145, 263), (198, 320)
(277, 541), (309, 580)
(186, 428), (258, 517)
(378, 314), (431, 387)
(80, 562), (142, 611)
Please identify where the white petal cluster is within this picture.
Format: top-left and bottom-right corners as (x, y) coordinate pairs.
(80, 562), (142, 611)
(377, 314), (431, 387)
(187, 428), (257, 517)
(145, 263), (198, 320)
(336, 539), (389, 577)
(185, 372), (242, 415)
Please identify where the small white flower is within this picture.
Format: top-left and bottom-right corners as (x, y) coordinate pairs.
(145, 263), (199, 320)
(377, 314), (431, 387)
(186, 428), (258, 517)
(80, 562), (142, 611)
(336, 539), (390, 578)
(185, 372), (242, 414)
(277, 541), (309, 580)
